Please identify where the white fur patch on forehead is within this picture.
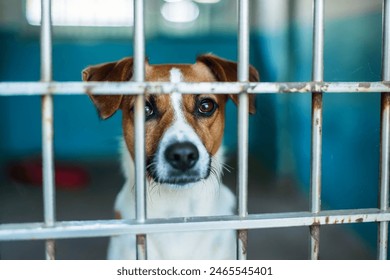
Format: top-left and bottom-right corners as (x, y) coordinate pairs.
(169, 67), (183, 83)
(171, 92), (182, 123)
(170, 91), (188, 142)
(169, 68), (185, 125)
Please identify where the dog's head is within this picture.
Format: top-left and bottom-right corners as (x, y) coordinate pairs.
(83, 54), (259, 187)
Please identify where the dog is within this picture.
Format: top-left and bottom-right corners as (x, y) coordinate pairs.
(82, 54), (259, 259)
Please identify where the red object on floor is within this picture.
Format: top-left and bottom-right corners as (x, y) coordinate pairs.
(7, 159), (89, 190)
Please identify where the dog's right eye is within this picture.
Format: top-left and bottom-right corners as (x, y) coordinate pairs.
(130, 100), (156, 120)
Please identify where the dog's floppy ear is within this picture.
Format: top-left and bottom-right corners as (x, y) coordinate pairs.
(197, 54), (259, 114)
(82, 57), (134, 119)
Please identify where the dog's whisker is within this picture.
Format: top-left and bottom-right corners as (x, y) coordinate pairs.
(221, 164), (232, 174)
(212, 156), (233, 175)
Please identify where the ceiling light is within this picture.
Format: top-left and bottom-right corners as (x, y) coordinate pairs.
(161, 1), (200, 23)
(193, 0), (221, 4)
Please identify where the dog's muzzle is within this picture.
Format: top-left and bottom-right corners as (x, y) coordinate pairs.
(147, 139), (210, 187)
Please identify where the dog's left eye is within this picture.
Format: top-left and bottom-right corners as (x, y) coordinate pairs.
(145, 101), (154, 118)
(197, 98), (217, 116)
(145, 102), (154, 118)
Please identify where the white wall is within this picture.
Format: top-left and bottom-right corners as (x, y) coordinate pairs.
(0, 0), (24, 28)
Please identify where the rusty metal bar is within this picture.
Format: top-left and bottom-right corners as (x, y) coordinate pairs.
(40, 0), (56, 261)
(133, 0), (147, 260)
(309, 0), (324, 260)
(379, 0), (390, 260)
(237, 0), (250, 260)
(0, 209), (389, 241)
(0, 81), (390, 95)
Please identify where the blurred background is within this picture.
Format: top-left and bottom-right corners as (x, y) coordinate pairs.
(0, 0), (387, 259)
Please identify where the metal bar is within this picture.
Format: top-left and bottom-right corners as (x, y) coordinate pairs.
(0, 209), (389, 241)
(378, 92), (390, 260)
(0, 81), (390, 95)
(133, 0), (147, 261)
(40, 0), (55, 261)
(237, 0), (250, 260)
(312, 0), (324, 82)
(379, 0), (390, 260)
(309, 0), (324, 260)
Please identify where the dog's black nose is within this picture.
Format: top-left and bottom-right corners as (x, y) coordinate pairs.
(165, 142), (199, 172)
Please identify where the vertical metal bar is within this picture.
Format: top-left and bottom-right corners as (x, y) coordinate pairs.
(237, 0), (250, 260)
(133, 0), (147, 260)
(41, 0), (55, 260)
(378, 0), (390, 260)
(309, 0), (324, 260)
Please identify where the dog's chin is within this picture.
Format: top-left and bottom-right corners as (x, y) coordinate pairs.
(150, 175), (208, 190)
(146, 171), (210, 190)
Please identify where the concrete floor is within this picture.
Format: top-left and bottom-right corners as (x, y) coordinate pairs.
(0, 157), (374, 260)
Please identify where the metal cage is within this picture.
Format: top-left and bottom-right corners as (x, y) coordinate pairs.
(0, 0), (389, 260)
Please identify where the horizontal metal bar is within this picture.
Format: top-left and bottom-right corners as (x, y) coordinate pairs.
(0, 208), (389, 242)
(0, 82), (390, 96)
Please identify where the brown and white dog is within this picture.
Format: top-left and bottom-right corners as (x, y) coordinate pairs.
(82, 54), (259, 259)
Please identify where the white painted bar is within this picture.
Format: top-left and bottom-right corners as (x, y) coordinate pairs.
(237, 0), (250, 261)
(0, 209), (388, 241)
(133, 0), (147, 261)
(0, 81), (388, 96)
(378, 0), (390, 260)
(40, 0), (56, 261)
